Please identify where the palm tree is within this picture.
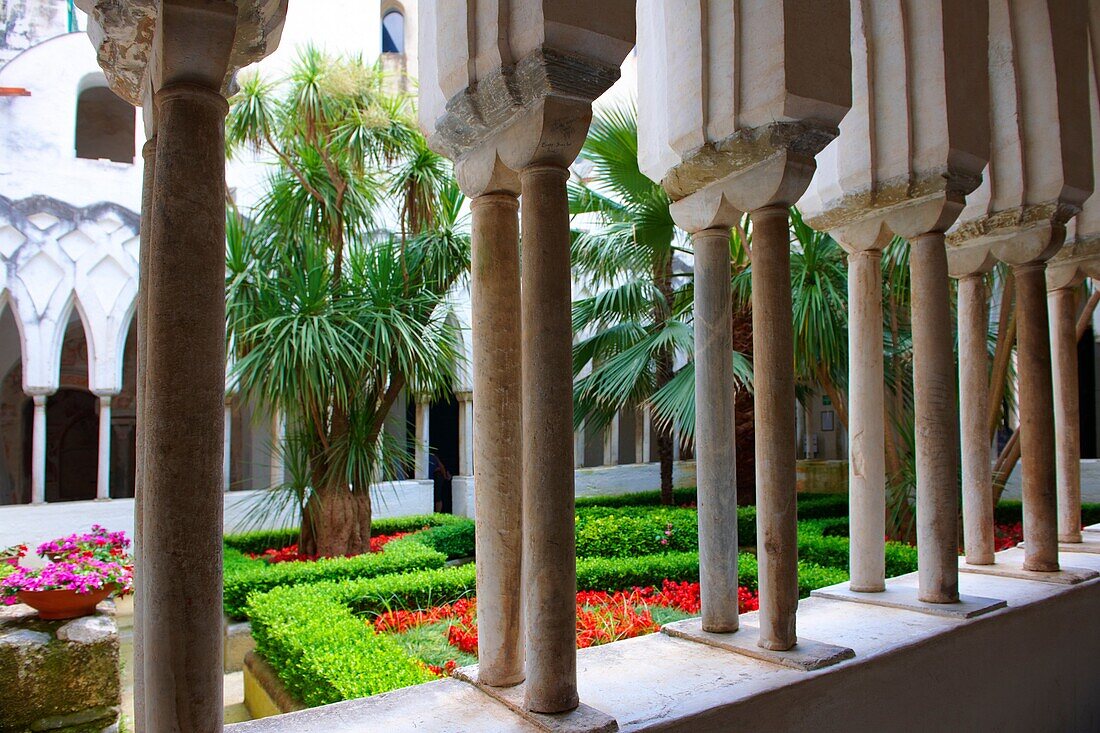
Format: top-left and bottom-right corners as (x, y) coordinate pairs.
(224, 48), (469, 556)
(569, 105), (753, 504)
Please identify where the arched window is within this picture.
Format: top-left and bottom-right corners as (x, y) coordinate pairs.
(75, 86), (135, 164)
(382, 10), (405, 54)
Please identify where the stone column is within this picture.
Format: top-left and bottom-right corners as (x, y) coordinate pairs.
(470, 192), (524, 687)
(223, 401), (232, 492)
(574, 421), (585, 468)
(642, 408), (652, 463)
(133, 134), (155, 733)
(30, 393), (48, 504)
(413, 400), (429, 479)
(634, 408), (645, 464)
(751, 206), (799, 650)
(1050, 286), (1082, 543)
(602, 413), (620, 466)
(520, 163), (578, 713)
(96, 395), (113, 500)
(693, 227), (739, 632)
(958, 275), (995, 564)
(143, 83), (228, 731)
(847, 249), (886, 591)
(269, 411), (284, 488)
(909, 233), (960, 603)
(458, 396), (473, 476)
(1015, 263), (1060, 570)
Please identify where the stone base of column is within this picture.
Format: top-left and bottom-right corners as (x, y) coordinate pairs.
(661, 619), (854, 671)
(958, 550), (1098, 585)
(1017, 536), (1100, 554)
(810, 580), (1006, 620)
(453, 666), (617, 733)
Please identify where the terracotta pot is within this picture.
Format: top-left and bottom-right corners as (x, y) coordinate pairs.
(16, 586), (112, 620)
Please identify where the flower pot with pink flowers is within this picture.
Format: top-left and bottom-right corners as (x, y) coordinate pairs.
(1, 558), (133, 620)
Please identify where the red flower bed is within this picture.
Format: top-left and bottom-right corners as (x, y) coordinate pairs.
(248, 532), (409, 564)
(994, 522), (1023, 552)
(378, 580), (760, 676)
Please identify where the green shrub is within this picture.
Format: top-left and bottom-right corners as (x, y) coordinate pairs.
(575, 508), (699, 557)
(248, 585), (433, 707)
(370, 513), (468, 536)
(796, 494), (849, 519)
(224, 529), (299, 555)
(414, 520), (476, 560)
(797, 518), (918, 579)
(224, 539), (446, 619)
(574, 487), (697, 508)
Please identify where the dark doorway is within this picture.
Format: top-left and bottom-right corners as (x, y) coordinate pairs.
(429, 396), (459, 513)
(1080, 326), (1097, 458)
(23, 389), (99, 502)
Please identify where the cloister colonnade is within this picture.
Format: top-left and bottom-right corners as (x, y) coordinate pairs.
(74, 1), (1100, 731)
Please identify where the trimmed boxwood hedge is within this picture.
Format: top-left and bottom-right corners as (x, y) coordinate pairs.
(413, 520), (476, 560)
(246, 548), (851, 706)
(224, 538), (447, 620)
(994, 499), (1100, 527)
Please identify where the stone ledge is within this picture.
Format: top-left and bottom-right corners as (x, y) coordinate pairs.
(810, 582), (1007, 619)
(453, 665), (617, 733)
(959, 556), (1099, 585)
(1016, 536), (1100, 554)
(243, 651), (305, 720)
(661, 619), (854, 671)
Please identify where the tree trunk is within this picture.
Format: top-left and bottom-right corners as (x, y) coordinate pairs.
(311, 486), (372, 557)
(655, 347), (675, 505)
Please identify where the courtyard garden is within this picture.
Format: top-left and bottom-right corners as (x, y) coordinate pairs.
(216, 489), (1097, 712)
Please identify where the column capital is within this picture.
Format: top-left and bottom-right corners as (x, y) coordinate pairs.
(31, 394), (49, 407)
(77, 0), (287, 128)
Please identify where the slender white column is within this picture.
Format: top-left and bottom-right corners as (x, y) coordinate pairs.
(1050, 286), (1082, 543)
(223, 402), (232, 492)
(602, 413), (620, 466)
(1015, 263), (1059, 571)
(751, 205), (799, 650)
(520, 162), (578, 713)
(143, 82), (228, 730)
(909, 232), (960, 603)
(642, 408), (652, 463)
(269, 411), (285, 488)
(97, 395), (113, 500)
(470, 191), (524, 687)
(959, 275), (995, 564)
(457, 399), (470, 475)
(574, 420), (585, 468)
(414, 400), (430, 479)
(634, 409), (645, 465)
(31, 394), (48, 504)
(847, 249), (886, 591)
(693, 227), (739, 632)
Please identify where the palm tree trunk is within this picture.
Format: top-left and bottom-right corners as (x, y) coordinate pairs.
(655, 348), (675, 505)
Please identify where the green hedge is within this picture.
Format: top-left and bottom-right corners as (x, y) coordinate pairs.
(223, 513), (467, 556)
(797, 518), (919, 579)
(414, 520), (476, 560)
(249, 585), (434, 707)
(246, 547), (850, 707)
(224, 539), (446, 619)
(574, 487), (697, 508)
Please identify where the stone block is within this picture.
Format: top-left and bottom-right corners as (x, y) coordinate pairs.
(224, 620), (255, 673)
(0, 604), (120, 733)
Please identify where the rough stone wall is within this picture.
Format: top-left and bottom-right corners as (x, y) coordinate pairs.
(0, 604), (120, 733)
(1, 0), (69, 67)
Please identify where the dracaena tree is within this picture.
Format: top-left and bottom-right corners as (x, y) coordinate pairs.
(224, 47), (469, 556)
